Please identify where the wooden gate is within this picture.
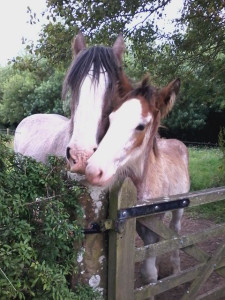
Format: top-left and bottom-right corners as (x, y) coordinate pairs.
(107, 178), (225, 299)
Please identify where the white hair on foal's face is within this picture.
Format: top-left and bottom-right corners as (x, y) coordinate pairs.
(86, 98), (153, 186)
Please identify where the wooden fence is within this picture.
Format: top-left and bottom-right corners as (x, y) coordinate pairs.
(0, 128), (15, 135)
(107, 178), (225, 299)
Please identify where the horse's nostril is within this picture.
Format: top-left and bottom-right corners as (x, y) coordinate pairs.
(66, 147), (77, 164)
(66, 147), (71, 159)
(99, 170), (103, 178)
(93, 147), (97, 152)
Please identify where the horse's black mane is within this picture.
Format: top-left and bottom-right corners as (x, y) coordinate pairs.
(62, 46), (121, 114)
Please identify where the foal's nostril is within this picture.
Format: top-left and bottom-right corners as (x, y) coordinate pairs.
(85, 166), (104, 184)
(66, 147), (71, 160)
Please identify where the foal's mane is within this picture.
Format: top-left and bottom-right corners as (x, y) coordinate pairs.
(62, 46), (123, 117)
(122, 76), (156, 107)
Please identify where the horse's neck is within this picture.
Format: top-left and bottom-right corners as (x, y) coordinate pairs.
(135, 146), (164, 201)
(135, 138), (190, 202)
(51, 119), (72, 157)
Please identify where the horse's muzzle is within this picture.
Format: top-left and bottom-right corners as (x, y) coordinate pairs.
(66, 146), (94, 174)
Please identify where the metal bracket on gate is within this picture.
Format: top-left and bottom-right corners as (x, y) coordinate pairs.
(83, 198), (190, 234)
(117, 198), (190, 221)
(83, 220), (125, 234)
(83, 222), (102, 234)
(83, 219), (114, 234)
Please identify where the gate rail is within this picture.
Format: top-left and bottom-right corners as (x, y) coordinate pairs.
(108, 179), (225, 300)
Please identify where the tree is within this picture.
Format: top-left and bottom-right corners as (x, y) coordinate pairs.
(155, 41), (225, 142)
(8, 0), (225, 141)
(24, 70), (65, 116)
(161, 0), (225, 141)
(0, 71), (36, 125)
(29, 0), (171, 65)
(177, 0), (225, 67)
(0, 57), (66, 126)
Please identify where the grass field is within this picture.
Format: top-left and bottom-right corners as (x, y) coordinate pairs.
(188, 147), (225, 222)
(189, 147), (224, 191)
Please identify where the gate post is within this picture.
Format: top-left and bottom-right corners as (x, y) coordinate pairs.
(108, 178), (137, 300)
(71, 181), (108, 298)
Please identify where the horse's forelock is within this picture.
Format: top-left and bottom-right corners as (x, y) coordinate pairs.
(63, 46), (121, 113)
(63, 45), (130, 141)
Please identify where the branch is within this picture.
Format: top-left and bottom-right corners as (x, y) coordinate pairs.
(25, 194), (64, 206)
(0, 268), (18, 293)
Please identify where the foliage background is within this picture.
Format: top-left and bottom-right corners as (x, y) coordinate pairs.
(0, 0), (224, 143)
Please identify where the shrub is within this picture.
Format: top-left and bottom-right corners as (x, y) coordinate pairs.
(0, 135), (100, 299)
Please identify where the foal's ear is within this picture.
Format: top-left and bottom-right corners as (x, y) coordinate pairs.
(113, 34), (125, 63)
(157, 78), (180, 118)
(73, 32), (86, 56)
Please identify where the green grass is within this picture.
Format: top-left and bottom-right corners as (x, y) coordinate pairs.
(188, 147), (225, 222)
(189, 147), (224, 191)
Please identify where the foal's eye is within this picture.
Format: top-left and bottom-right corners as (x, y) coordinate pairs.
(135, 124), (145, 131)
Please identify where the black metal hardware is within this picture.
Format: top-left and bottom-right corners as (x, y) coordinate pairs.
(83, 222), (101, 234)
(117, 198), (190, 220)
(83, 199), (190, 233)
(115, 220), (126, 234)
(83, 220), (114, 234)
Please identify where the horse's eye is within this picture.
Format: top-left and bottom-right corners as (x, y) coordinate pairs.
(135, 124), (145, 131)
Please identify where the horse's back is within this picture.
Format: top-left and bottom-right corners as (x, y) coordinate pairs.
(158, 138), (189, 166)
(14, 114), (70, 162)
(143, 138), (190, 200)
(157, 138), (190, 194)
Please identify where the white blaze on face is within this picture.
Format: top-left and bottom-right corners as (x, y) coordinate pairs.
(69, 70), (108, 152)
(86, 98), (152, 185)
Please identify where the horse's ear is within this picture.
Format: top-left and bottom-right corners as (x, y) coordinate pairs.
(139, 75), (151, 98)
(73, 32), (86, 56)
(157, 78), (180, 118)
(113, 34), (125, 63)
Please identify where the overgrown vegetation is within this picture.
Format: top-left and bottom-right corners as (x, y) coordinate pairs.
(0, 135), (100, 299)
